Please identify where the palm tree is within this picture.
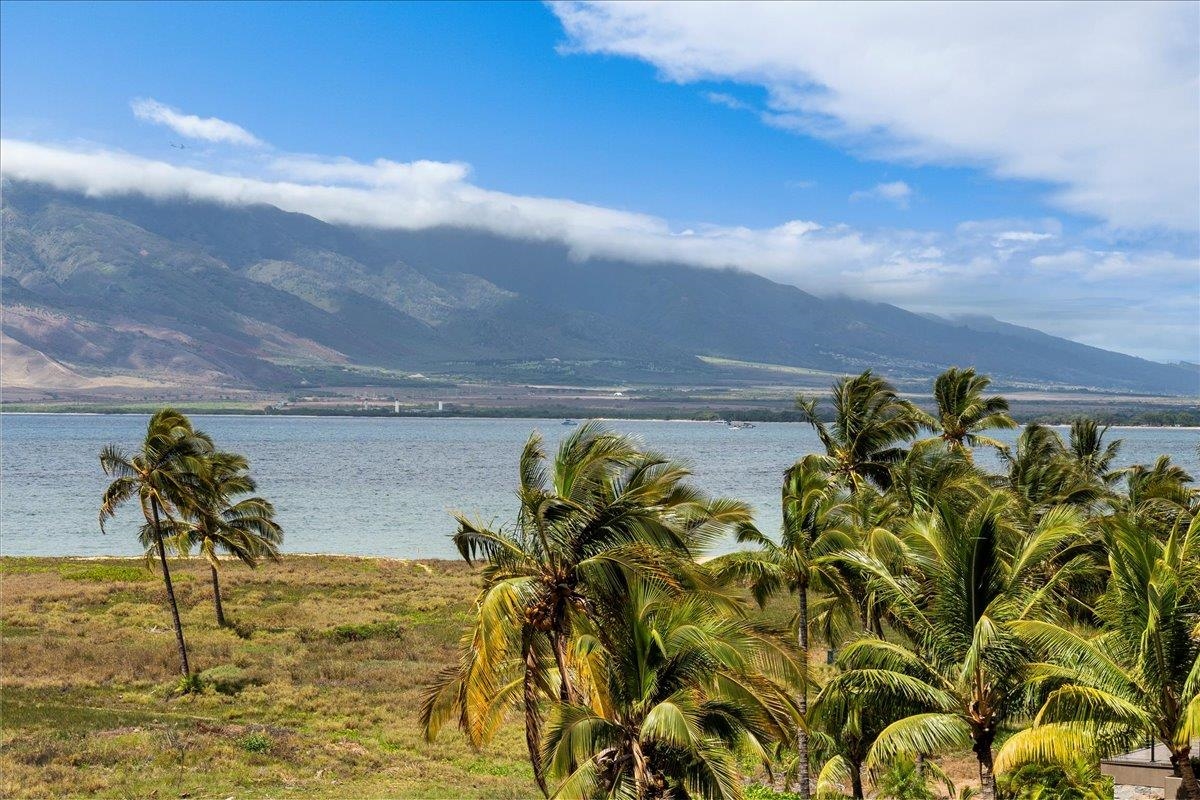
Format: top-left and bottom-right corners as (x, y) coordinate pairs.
(99, 408), (212, 678)
(1112, 455), (1196, 531)
(541, 581), (804, 799)
(157, 451), (282, 627)
(925, 367), (1016, 453)
(421, 423), (751, 794)
(712, 454), (853, 799)
(999, 424), (1100, 520)
(1000, 514), (1200, 798)
(826, 491), (1087, 800)
(809, 675), (898, 799)
(1067, 418), (1122, 485)
(797, 371), (923, 492)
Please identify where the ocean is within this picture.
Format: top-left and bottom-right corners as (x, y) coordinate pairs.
(1, 413), (1196, 558)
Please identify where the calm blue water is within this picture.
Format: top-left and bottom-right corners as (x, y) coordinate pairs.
(1, 414), (1196, 558)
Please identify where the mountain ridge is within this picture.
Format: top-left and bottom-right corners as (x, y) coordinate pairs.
(2, 180), (1195, 396)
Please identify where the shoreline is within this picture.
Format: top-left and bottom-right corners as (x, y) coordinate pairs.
(3, 408), (1198, 428)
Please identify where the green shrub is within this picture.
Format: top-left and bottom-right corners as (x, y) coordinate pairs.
(745, 786), (804, 800)
(228, 619), (255, 640)
(199, 665), (259, 696)
(325, 621), (404, 643)
(997, 759), (1112, 800)
(874, 757), (955, 800)
(174, 673), (203, 696)
(237, 731), (272, 754)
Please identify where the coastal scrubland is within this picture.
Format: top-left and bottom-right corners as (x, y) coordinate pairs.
(0, 555), (983, 799)
(0, 556), (538, 799)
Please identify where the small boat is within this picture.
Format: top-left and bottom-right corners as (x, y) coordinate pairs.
(562, 419), (578, 426)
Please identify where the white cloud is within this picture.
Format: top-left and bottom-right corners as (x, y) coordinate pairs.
(1, 137), (1195, 361)
(131, 98), (264, 147)
(703, 91), (750, 111)
(551, 1), (1200, 231)
(849, 180), (912, 208)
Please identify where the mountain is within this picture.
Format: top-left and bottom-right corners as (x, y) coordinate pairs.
(2, 180), (1195, 396)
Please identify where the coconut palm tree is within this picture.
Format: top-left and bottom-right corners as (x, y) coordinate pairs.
(99, 408), (213, 678)
(541, 581), (804, 799)
(809, 674), (900, 799)
(712, 454), (854, 799)
(825, 491), (1087, 800)
(797, 371), (924, 492)
(1067, 418), (1123, 486)
(1112, 455), (1197, 531)
(421, 423), (751, 795)
(1000, 514), (1200, 798)
(999, 424), (1100, 520)
(924, 367), (1016, 453)
(155, 451), (282, 627)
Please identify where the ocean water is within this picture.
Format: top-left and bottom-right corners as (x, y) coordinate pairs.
(1, 413), (1196, 559)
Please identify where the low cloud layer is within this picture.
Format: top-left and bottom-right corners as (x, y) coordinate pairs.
(552, 1), (1200, 231)
(2, 136), (1196, 362)
(131, 98), (264, 147)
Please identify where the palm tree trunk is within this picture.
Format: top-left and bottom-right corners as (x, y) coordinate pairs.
(524, 638), (548, 797)
(976, 741), (997, 800)
(151, 497), (191, 677)
(550, 629), (576, 704)
(796, 587), (811, 800)
(1172, 748), (1200, 800)
(210, 564), (227, 628)
(850, 758), (864, 800)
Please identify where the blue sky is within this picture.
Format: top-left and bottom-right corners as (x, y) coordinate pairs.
(2, 1), (1197, 363)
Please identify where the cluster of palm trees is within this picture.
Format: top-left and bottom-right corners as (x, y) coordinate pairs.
(99, 408), (282, 680)
(426, 368), (1200, 800)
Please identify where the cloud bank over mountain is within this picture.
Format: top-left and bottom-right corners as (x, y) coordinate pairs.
(3, 36), (1198, 367)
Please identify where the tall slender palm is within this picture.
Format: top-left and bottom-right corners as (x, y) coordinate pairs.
(712, 454), (853, 799)
(1067, 418), (1123, 485)
(1000, 514), (1200, 798)
(797, 371), (923, 492)
(826, 491), (1087, 800)
(99, 409), (213, 677)
(924, 367), (1016, 453)
(156, 451), (282, 627)
(541, 581), (804, 799)
(421, 423), (750, 795)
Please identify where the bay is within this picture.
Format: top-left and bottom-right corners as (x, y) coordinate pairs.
(1, 413), (1196, 558)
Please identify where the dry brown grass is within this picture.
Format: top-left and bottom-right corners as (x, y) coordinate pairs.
(1, 555), (533, 799)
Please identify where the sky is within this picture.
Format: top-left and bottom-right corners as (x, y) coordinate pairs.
(1, 1), (1197, 363)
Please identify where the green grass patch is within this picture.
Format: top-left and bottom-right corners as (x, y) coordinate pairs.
(0, 558), (55, 576)
(322, 620), (405, 643)
(58, 563), (152, 583)
(236, 731), (272, 754)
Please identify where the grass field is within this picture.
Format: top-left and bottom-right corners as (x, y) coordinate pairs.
(0, 555), (540, 799)
(0, 555), (986, 799)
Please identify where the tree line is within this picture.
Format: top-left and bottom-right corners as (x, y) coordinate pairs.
(422, 368), (1200, 800)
